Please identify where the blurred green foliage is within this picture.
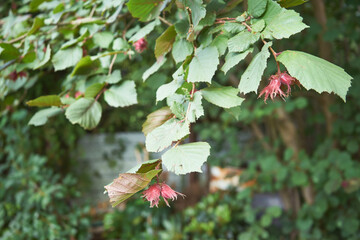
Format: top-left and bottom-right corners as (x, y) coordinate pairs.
(0, 109), (91, 239)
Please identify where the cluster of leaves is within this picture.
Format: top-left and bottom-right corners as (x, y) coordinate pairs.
(0, 0), (353, 207)
(0, 110), (90, 239)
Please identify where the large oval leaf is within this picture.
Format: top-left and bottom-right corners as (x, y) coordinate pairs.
(277, 50), (352, 101)
(162, 142), (211, 175)
(65, 98), (102, 130)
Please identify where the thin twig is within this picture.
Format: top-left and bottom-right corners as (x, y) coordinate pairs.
(108, 54), (118, 75)
(158, 16), (172, 26)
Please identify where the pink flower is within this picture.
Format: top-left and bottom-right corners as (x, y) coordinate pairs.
(75, 91), (83, 98)
(142, 184), (161, 208)
(142, 183), (185, 208)
(160, 183), (186, 207)
(279, 72), (300, 95)
(133, 38), (147, 53)
(258, 75), (286, 103)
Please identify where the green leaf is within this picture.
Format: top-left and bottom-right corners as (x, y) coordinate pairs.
(93, 31), (114, 49)
(187, 91), (204, 122)
(105, 169), (161, 207)
(28, 108), (62, 126)
(127, 159), (162, 173)
(277, 51), (353, 101)
(142, 57), (167, 81)
(155, 25), (177, 59)
(0, 43), (20, 61)
(104, 70), (122, 84)
(183, 0), (206, 27)
(52, 46), (83, 71)
(170, 101), (186, 119)
(172, 38), (193, 64)
(262, 0), (308, 39)
(228, 31), (259, 53)
(27, 95), (62, 107)
(33, 44), (51, 69)
(279, 0), (308, 8)
(223, 22), (246, 34)
(65, 98), (102, 130)
(239, 42), (271, 94)
(188, 46), (219, 83)
(145, 118), (190, 152)
(61, 30), (89, 50)
(162, 142), (210, 175)
(129, 19), (160, 42)
(29, 0), (46, 11)
(142, 107), (173, 136)
(211, 34), (228, 56)
(221, 48), (252, 74)
(104, 81), (138, 107)
(71, 56), (100, 76)
(156, 78), (184, 102)
(112, 38), (129, 50)
(27, 17), (44, 36)
(248, 0), (267, 18)
(84, 83), (106, 98)
(201, 86), (244, 108)
(127, 0), (170, 22)
(251, 19), (266, 33)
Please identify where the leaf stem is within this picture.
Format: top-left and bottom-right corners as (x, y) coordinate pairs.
(108, 54), (118, 75)
(158, 16), (172, 26)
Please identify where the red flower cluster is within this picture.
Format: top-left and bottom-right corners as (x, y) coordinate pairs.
(133, 38), (147, 53)
(258, 71), (300, 103)
(142, 183), (185, 208)
(8, 71), (27, 82)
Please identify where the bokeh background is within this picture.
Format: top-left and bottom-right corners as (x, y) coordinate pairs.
(1, 1), (360, 240)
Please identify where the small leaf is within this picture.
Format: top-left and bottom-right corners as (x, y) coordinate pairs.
(104, 81), (138, 107)
(71, 56), (100, 76)
(129, 19), (160, 42)
(251, 19), (266, 33)
(279, 0), (308, 8)
(104, 70), (122, 84)
(145, 118), (190, 152)
(33, 44), (51, 69)
(28, 108), (62, 126)
(188, 46), (219, 83)
(84, 83), (106, 98)
(162, 142), (210, 175)
(52, 46), (82, 71)
(27, 17), (44, 36)
(248, 0), (267, 18)
(262, 0), (308, 39)
(61, 30), (89, 50)
(221, 48), (252, 74)
(127, 0), (171, 22)
(187, 91), (204, 123)
(183, 0), (206, 27)
(0, 43), (20, 61)
(201, 86), (244, 108)
(128, 159), (162, 173)
(277, 51), (353, 101)
(156, 78), (184, 102)
(172, 38), (193, 63)
(142, 107), (173, 136)
(105, 169), (161, 207)
(155, 25), (177, 59)
(93, 31), (114, 49)
(27, 95), (62, 107)
(211, 34), (228, 57)
(112, 38), (129, 51)
(65, 98), (102, 130)
(228, 31), (259, 53)
(142, 57), (167, 81)
(239, 42), (271, 94)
